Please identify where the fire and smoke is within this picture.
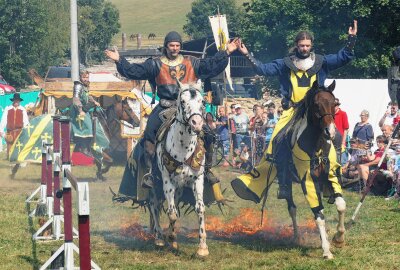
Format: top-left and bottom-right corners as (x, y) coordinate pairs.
(120, 208), (318, 242)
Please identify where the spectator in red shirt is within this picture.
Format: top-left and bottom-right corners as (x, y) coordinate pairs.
(334, 98), (349, 165)
(356, 135), (392, 195)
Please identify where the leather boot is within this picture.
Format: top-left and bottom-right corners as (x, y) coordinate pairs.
(142, 141), (156, 189)
(204, 147), (226, 202)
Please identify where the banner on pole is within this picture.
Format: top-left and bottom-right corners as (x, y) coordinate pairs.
(209, 14), (233, 90)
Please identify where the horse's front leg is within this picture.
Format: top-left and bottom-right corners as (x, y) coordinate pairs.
(332, 196), (346, 247)
(286, 195), (299, 241)
(314, 211), (333, 259)
(164, 177), (178, 250)
(148, 189), (165, 247)
(192, 175), (208, 257)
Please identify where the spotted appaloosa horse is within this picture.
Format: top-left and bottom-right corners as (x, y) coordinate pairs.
(147, 80), (209, 257)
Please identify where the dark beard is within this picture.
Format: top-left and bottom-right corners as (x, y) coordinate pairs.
(295, 49), (310, 59)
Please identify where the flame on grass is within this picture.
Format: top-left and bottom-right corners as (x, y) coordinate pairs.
(187, 208), (317, 240)
(120, 208), (317, 241)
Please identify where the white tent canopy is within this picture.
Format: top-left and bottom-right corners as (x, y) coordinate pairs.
(325, 79), (390, 143)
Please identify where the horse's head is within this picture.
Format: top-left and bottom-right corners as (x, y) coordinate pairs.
(114, 97), (140, 126)
(176, 80), (205, 133)
(309, 81), (336, 140)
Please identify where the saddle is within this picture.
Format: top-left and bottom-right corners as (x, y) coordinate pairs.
(162, 137), (205, 174)
(156, 106), (177, 142)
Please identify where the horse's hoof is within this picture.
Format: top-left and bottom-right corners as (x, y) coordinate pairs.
(323, 253), (334, 260)
(332, 237), (345, 248)
(196, 247), (209, 257)
(170, 241), (178, 250)
(154, 239), (165, 248)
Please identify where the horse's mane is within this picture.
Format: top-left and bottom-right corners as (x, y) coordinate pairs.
(290, 84), (320, 125)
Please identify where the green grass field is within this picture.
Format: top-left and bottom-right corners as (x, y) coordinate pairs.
(109, 0), (247, 48)
(1, 151), (400, 269)
(109, 0), (195, 47)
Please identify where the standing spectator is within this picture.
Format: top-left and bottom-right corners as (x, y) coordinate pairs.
(264, 103), (278, 151)
(233, 104), (250, 154)
(216, 106), (230, 167)
(352, 109), (374, 143)
(249, 104), (265, 165)
(334, 98), (350, 165)
(378, 102), (398, 128)
(228, 103), (238, 164)
(0, 93), (29, 157)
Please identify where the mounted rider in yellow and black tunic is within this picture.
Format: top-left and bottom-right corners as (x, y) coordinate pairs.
(113, 31), (233, 201)
(232, 30), (356, 214)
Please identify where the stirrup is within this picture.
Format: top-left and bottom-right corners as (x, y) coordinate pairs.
(142, 172), (154, 189)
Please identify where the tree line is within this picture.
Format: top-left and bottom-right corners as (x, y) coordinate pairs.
(0, 0), (119, 87)
(184, 0), (400, 79)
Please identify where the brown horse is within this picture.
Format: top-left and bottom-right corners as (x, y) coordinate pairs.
(95, 97), (140, 180)
(232, 81), (346, 259)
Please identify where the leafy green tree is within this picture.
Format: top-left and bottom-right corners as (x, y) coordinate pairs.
(0, 0), (70, 87)
(184, 0), (243, 39)
(78, 0), (120, 65)
(240, 0), (400, 78)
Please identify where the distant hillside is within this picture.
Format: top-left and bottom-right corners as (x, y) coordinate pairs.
(109, 0), (246, 46)
(110, 0), (194, 44)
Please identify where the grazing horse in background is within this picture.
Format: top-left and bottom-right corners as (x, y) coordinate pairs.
(148, 33), (156, 40)
(232, 81), (346, 259)
(147, 81), (210, 257)
(130, 33), (138, 41)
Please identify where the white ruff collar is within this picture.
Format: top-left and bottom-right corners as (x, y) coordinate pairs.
(293, 52), (315, 71)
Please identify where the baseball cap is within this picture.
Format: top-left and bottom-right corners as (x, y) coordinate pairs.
(234, 104), (241, 109)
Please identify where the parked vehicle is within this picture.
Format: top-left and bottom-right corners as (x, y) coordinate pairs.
(0, 75), (16, 93)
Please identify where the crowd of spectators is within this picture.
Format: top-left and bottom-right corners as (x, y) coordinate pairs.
(210, 97), (400, 201)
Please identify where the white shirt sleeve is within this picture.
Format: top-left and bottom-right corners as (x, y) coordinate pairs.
(0, 107), (10, 133)
(20, 106), (29, 127)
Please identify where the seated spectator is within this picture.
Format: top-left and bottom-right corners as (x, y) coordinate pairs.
(352, 109), (374, 143)
(386, 145), (400, 200)
(234, 143), (251, 171)
(356, 135), (393, 195)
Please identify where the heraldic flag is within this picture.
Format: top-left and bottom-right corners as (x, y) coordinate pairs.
(208, 14), (234, 90)
(9, 114), (109, 163)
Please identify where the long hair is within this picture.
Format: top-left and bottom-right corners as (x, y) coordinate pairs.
(288, 30), (314, 54)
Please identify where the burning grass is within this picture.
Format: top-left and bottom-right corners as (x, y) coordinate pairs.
(120, 208), (318, 245)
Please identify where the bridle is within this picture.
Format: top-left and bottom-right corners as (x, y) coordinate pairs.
(175, 87), (205, 129)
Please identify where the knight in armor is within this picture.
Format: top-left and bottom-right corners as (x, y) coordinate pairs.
(388, 46), (400, 106)
(233, 21), (358, 205)
(71, 70), (101, 156)
(105, 31), (239, 201)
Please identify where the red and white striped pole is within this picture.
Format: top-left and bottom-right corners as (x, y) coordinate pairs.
(60, 117), (75, 269)
(53, 116), (62, 239)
